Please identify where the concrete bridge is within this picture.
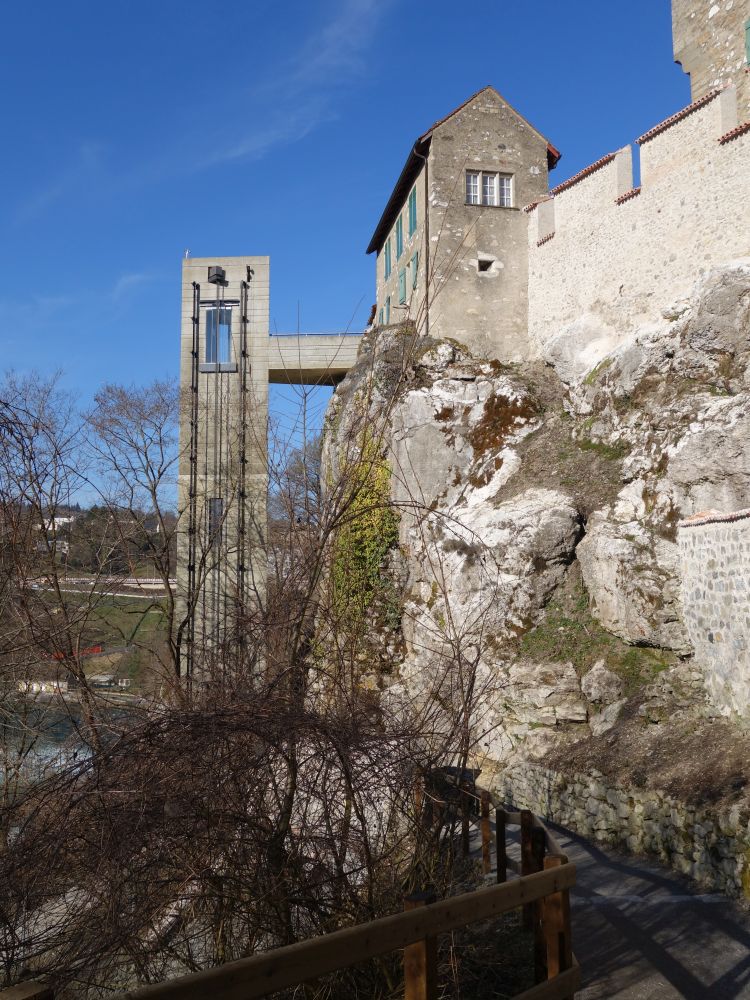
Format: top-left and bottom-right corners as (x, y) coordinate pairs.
(268, 333), (363, 385)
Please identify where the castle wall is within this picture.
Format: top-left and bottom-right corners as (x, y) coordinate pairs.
(527, 87), (750, 359)
(679, 509), (750, 716)
(672, 0), (750, 117)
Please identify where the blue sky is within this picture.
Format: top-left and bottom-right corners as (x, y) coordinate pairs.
(0, 0), (689, 443)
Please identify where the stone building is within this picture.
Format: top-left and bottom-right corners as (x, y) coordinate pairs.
(366, 86), (561, 362)
(672, 0), (750, 116)
(368, 2), (748, 363)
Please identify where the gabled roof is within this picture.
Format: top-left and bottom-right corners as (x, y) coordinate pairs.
(366, 86), (561, 255)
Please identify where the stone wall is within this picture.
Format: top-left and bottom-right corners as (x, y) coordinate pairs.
(426, 88), (550, 362)
(672, 0), (750, 117)
(527, 86), (749, 364)
(373, 88), (552, 363)
(679, 509), (750, 715)
(497, 761), (750, 898)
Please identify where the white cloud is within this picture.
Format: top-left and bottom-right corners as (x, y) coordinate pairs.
(111, 273), (154, 301)
(13, 142), (103, 224)
(198, 0), (391, 168)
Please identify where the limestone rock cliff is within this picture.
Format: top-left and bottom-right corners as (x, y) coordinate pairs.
(323, 261), (750, 776)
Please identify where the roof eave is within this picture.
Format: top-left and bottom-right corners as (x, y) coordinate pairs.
(365, 136), (431, 255)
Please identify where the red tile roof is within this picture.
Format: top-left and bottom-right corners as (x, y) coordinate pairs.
(636, 89), (721, 145)
(679, 508), (750, 528)
(615, 186), (642, 205)
(719, 120), (750, 144)
(549, 152), (617, 197)
(524, 196), (553, 214)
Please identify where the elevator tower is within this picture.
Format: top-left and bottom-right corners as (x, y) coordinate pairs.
(176, 256), (270, 686)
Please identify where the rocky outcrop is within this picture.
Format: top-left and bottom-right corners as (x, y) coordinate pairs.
(565, 263), (750, 657)
(323, 261), (750, 797)
(319, 261), (750, 898)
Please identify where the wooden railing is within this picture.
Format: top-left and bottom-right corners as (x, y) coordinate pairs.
(426, 771), (577, 989)
(97, 866), (579, 1000)
(5, 774), (579, 1000)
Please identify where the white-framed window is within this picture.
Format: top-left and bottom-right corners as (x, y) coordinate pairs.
(498, 174), (513, 207)
(466, 170), (513, 208)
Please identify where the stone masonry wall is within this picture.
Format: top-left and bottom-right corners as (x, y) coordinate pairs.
(375, 165), (427, 327)
(427, 89), (551, 363)
(498, 761), (750, 898)
(672, 0), (750, 118)
(527, 87), (749, 359)
(679, 509), (750, 716)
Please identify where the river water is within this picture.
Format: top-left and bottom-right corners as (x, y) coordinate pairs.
(1, 700), (134, 785)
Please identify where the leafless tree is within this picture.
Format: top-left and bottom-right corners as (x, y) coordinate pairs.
(0, 304), (507, 997)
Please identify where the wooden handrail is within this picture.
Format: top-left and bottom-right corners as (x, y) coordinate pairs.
(0, 985), (53, 1000)
(110, 865), (576, 1000)
(5, 769), (579, 1000)
(428, 768), (576, 997)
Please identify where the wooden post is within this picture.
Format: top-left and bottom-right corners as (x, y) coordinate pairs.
(460, 782), (470, 858)
(480, 790), (491, 874)
(495, 808), (507, 884)
(520, 809), (533, 929)
(414, 773), (424, 829)
(403, 891), (438, 1000)
(542, 855), (573, 1000)
(531, 827), (547, 983)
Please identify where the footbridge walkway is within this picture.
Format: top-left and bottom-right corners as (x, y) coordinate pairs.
(267, 332), (363, 385)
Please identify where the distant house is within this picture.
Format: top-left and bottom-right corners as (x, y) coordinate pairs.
(35, 512), (76, 556)
(142, 513), (161, 535)
(42, 515), (75, 532)
(367, 85), (560, 362)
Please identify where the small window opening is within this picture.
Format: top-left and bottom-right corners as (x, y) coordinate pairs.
(477, 258), (494, 273)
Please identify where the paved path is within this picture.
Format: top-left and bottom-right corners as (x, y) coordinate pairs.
(544, 822), (750, 999)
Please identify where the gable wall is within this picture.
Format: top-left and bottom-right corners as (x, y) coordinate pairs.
(426, 91), (550, 360)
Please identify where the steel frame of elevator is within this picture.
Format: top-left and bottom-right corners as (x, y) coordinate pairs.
(183, 272), (253, 683)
